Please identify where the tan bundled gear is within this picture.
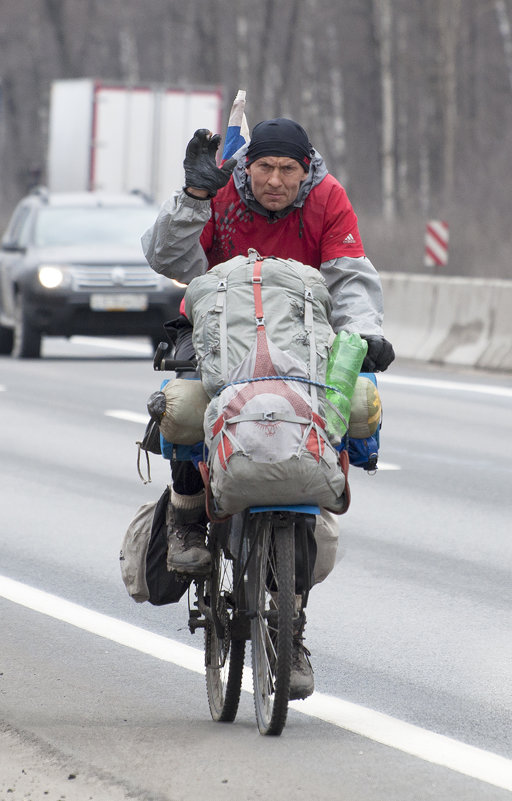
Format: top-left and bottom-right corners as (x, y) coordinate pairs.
(348, 375), (382, 438)
(158, 378), (209, 445)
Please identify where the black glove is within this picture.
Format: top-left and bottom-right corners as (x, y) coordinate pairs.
(360, 335), (395, 372)
(183, 129), (237, 197)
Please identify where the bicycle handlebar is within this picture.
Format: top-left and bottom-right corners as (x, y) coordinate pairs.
(153, 340), (197, 372)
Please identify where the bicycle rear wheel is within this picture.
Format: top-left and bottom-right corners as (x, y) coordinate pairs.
(250, 513), (295, 736)
(205, 539), (245, 722)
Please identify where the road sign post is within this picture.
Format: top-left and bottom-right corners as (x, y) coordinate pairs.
(424, 220), (449, 268)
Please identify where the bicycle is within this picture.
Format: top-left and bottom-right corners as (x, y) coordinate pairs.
(198, 504), (318, 735)
(154, 343), (319, 736)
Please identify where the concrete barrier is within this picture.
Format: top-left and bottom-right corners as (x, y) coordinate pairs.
(380, 273), (512, 371)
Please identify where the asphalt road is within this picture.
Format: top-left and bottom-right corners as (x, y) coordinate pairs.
(0, 336), (511, 800)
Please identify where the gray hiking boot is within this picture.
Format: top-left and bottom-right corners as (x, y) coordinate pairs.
(289, 615), (314, 700)
(167, 522), (211, 575)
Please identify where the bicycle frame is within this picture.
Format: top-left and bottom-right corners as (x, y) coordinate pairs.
(189, 505), (319, 637)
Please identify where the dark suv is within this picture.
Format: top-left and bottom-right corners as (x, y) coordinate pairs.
(0, 188), (185, 358)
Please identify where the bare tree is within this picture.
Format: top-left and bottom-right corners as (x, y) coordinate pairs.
(494, 0), (512, 95)
(236, 7), (250, 93)
(438, 0), (462, 204)
(397, 15), (413, 214)
(323, 21), (348, 184)
(372, 0), (396, 221)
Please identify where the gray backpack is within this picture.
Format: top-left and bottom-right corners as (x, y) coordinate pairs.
(184, 252), (347, 518)
(184, 250), (335, 398)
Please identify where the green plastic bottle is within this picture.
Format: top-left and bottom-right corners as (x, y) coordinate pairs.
(325, 331), (368, 439)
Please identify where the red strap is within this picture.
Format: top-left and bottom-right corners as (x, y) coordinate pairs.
(251, 259), (277, 378)
(252, 260), (264, 322)
(212, 414), (224, 437)
(218, 434), (233, 470)
(198, 461), (231, 522)
(198, 461), (209, 489)
(337, 449), (351, 515)
(312, 412), (326, 429)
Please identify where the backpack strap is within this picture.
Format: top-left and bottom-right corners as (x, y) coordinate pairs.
(303, 287), (319, 415)
(225, 411), (313, 425)
(252, 260), (278, 378)
(214, 279), (228, 380)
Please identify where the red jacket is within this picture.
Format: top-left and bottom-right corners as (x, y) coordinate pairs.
(199, 174), (365, 269)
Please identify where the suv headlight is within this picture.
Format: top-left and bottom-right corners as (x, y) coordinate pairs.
(38, 265), (66, 288)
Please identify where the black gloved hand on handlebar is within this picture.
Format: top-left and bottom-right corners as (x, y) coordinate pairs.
(360, 335), (395, 372)
(183, 129), (237, 198)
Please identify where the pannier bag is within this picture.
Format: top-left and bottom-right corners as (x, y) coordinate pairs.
(120, 487), (190, 605)
(186, 253), (347, 518)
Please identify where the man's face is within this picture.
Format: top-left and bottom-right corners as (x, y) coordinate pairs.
(246, 156), (307, 211)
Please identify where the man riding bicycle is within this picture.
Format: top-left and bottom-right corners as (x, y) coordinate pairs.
(142, 117), (394, 700)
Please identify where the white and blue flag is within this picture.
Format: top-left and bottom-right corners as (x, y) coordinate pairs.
(222, 89), (250, 161)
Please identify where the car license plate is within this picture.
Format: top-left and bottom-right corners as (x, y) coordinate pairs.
(90, 294), (148, 311)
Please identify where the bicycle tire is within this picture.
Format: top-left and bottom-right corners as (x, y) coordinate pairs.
(250, 513), (295, 736)
(205, 538), (245, 722)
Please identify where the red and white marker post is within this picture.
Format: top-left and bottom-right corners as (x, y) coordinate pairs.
(424, 220), (449, 268)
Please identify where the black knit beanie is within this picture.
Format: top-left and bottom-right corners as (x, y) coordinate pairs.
(245, 118), (313, 171)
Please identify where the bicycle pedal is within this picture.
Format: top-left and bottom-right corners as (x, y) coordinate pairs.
(188, 612), (206, 634)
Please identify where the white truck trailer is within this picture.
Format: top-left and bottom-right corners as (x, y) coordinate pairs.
(47, 79), (223, 204)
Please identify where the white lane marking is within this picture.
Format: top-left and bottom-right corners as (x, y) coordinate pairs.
(105, 409), (148, 425)
(375, 462), (401, 471)
(296, 694), (512, 791)
(378, 374), (512, 398)
(1, 575), (510, 791)
(70, 336), (153, 354)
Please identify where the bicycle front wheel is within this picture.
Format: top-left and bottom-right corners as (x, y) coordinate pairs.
(250, 513), (295, 736)
(205, 539), (245, 722)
